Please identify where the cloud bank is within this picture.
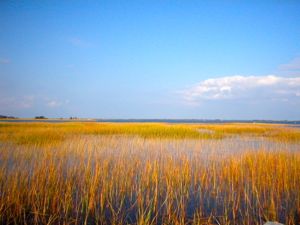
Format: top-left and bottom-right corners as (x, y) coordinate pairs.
(183, 75), (300, 104)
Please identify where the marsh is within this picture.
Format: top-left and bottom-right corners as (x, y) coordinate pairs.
(0, 122), (299, 224)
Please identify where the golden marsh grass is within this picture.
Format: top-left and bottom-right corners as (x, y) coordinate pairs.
(0, 122), (299, 224)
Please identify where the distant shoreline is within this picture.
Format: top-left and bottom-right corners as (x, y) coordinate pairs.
(0, 118), (300, 125)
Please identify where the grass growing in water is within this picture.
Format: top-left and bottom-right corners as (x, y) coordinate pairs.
(0, 122), (299, 224)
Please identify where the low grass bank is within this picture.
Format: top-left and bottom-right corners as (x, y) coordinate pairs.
(0, 122), (299, 146)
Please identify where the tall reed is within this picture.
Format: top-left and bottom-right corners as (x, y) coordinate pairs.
(0, 123), (299, 224)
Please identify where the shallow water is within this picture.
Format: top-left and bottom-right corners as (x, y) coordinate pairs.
(0, 135), (299, 224)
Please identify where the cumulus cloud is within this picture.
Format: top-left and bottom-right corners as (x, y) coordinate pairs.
(183, 75), (300, 104)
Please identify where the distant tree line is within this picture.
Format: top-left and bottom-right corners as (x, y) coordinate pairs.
(34, 116), (47, 119)
(0, 115), (17, 119)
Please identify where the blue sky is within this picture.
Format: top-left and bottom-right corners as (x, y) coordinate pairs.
(1, 1), (300, 119)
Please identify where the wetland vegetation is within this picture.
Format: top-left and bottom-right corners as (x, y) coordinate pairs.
(0, 122), (299, 224)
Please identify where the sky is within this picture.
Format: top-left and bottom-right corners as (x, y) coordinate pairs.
(0, 1), (300, 120)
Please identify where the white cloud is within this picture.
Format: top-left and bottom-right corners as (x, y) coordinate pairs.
(46, 100), (62, 108)
(0, 95), (34, 109)
(183, 75), (300, 104)
(0, 95), (69, 115)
